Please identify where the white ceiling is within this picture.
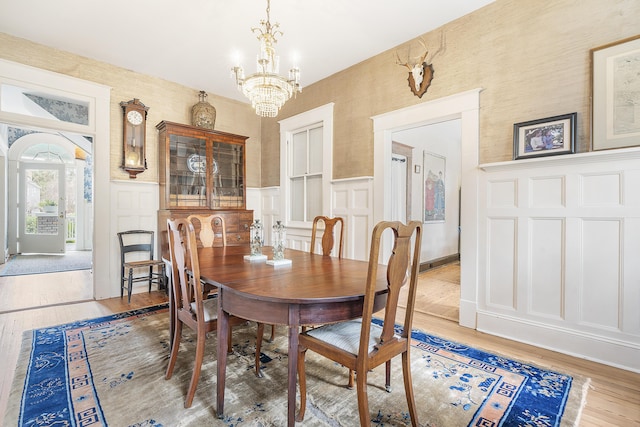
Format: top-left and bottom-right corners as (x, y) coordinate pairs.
(0, 0), (495, 104)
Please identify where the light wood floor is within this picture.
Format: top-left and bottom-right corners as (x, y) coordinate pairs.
(1, 267), (638, 426)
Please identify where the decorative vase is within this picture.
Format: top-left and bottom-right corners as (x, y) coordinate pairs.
(191, 90), (216, 130)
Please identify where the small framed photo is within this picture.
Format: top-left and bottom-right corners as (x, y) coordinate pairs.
(591, 35), (640, 151)
(513, 113), (576, 160)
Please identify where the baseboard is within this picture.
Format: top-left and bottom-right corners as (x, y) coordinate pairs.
(459, 298), (477, 329)
(476, 311), (640, 373)
(419, 253), (460, 272)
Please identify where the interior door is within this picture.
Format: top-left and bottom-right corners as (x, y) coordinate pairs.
(19, 162), (66, 254)
(391, 154), (407, 222)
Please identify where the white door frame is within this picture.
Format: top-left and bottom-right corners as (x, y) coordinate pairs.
(372, 88), (482, 329)
(0, 59), (111, 299)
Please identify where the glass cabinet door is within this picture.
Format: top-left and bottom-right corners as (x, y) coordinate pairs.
(211, 141), (244, 208)
(169, 134), (208, 207)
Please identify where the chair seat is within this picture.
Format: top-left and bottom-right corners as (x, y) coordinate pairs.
(306, 319), (385, 354)
(190, 298), (218, 322)
(123, 259), (165, 268)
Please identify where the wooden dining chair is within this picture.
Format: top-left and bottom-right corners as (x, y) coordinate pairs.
(309, 215), (356, 386)
(187, 213), (227, 247)
(164, 218), (265, 407)
(310, 215), (344, 258)
(297, 220), (422, 426)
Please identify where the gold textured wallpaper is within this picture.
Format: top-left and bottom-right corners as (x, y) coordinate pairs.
(0, 0), (637, 189)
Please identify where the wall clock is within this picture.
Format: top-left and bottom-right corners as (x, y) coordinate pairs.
(120, 98), (149, 178)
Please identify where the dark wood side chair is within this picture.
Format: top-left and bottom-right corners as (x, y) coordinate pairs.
(164, 218), (264, 407)
(297, 220), (422, 426)
(117, 230), (166, 303)
(310, 215), (344, 258)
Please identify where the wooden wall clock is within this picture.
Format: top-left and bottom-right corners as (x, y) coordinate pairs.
(120, 98), (149, 178)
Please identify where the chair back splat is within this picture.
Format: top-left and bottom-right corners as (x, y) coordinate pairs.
(297, 220), (422, 426)
(310, 215), (344, 258)
(187, 214), (227, 247)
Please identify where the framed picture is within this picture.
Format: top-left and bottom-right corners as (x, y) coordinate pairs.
(591, 35), (640, 151)
(424, 151), (445, 222)
(513, 113), (576, 160)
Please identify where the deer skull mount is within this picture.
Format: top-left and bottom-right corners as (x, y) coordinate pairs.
(396, 38), (439, 98)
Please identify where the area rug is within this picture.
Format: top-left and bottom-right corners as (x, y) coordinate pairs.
(4, 305), (589, 426)
(0, 251), (92, 276)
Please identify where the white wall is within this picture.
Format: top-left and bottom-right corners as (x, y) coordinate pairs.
(479, 148), (640, 372)
(109, 180), (160, 298)
(264, 178), (374, 262)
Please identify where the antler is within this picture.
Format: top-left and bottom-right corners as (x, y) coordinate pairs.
(427, 32), (447, 62)
(396, 37), (429, 69)
(395, 51), (412, 70)
(416, 38), (429, 65)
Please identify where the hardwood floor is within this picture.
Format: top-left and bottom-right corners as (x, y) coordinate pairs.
(411, 262), (460, 322)
(1, 267), (638, 426)
(0, 270), (93, 313)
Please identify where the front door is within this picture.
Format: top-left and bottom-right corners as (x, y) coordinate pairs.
(19, 162), (66, 254)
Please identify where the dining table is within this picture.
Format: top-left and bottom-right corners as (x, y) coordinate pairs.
(196, 246), (388, 427)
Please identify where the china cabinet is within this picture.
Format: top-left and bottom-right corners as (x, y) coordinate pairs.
(156, 121), (252, 247)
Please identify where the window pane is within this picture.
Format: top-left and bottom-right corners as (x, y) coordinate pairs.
(291, 131), (307, 176)
(169, 135), (207, 207)
(306, 175), (322, 221)
(1, 84), (90, 126)
(308, 126), (323, 174)
(25, 168), (59, 235)
(290, 177), (304, 221)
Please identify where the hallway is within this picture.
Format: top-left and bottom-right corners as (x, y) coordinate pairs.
(0, 269), (92, 313)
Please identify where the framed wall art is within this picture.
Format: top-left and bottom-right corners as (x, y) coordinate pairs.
(591, 35), (640, 151)
(513, 113), (576, 160)
(424, 151), (445, 222)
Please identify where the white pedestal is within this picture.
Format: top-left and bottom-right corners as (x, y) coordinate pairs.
(266, 258), (292, 267)
(244, 254), (268, 262)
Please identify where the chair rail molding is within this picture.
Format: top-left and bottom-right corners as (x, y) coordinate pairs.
(478, 147), (640, 372)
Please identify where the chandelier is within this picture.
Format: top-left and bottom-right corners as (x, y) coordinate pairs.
(232, 0), (301, 117)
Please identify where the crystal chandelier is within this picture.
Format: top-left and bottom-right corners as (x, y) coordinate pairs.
(232, 0), (301, 117)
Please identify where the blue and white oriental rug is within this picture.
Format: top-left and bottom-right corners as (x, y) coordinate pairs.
(5, 305), (588, 426)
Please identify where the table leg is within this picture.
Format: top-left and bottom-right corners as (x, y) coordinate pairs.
(287, 309), (300, 427)
(216, 291), (230, 419)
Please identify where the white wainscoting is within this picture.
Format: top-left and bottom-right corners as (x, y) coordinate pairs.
(254, 178), (374, 261)
(479, 148), (640, 372)
(107, 180), (159, 299)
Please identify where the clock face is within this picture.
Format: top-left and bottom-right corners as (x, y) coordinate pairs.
(127, 110), (143, 126)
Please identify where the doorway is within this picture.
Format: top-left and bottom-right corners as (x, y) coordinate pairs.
(392, 120), (462, 321)
(372, 89), (481, 329)
(0, 58), (111, 302)
(19, 162), (66, 254)
(7, 130), (92, 258)
(0, 127), (93, 312)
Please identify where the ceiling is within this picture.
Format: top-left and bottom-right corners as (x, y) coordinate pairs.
(0, 0), (495, 104)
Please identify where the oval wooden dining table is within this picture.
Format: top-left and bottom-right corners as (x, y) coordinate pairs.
(195, 246), (388, 427)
